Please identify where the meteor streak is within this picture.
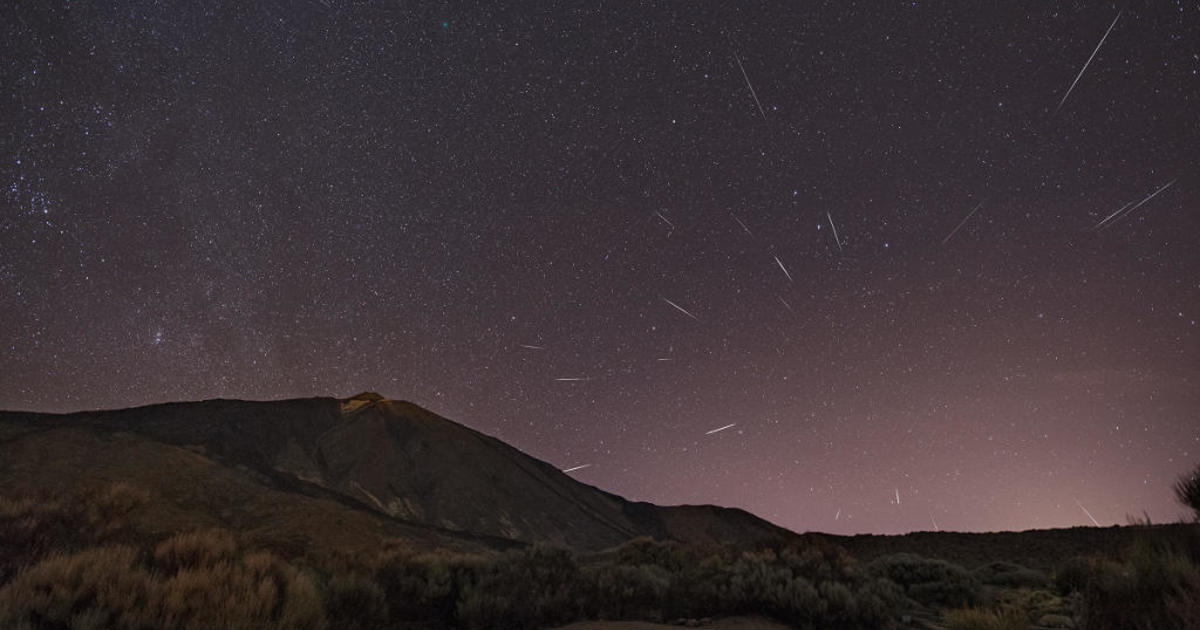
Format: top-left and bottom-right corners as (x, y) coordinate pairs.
(773, 255), (793, 282)
(661, 297), (699, 321)
(733, 51), (767, 120)
(942, 202), (983, 244)
(827, 212), (842, 251)
(1056, 12), (1122, 113)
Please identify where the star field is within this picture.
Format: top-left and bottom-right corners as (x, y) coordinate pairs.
(2, 1), (1198, 534)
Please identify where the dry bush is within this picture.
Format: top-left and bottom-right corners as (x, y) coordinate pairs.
(972, 561), (1049, 589)
(154, 528), (238, 573)
(867, 552), (982, 608)
(157, 549), (325, 630)
(0, 482), (152, 581)
(325, 573), (389, 630)
(578, 563), (669, 620)
(86, 481), (151, 525)
(0, 545), (161, 629)
(1174, 464), (1200, 521)
(942, 606), (1029, 630)
(1078, 535), (1200, 630)
(0, 542), (327, 630)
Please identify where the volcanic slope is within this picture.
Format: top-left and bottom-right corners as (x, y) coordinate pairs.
(0, 392), (794, 551)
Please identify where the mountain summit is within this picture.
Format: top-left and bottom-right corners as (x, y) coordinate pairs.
(0, 394), (793, 551)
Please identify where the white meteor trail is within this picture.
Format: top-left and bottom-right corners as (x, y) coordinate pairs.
(942, 202), (983, 244)
(705, 423), (736, 435)
(1075, 498), (1101, 526)
(519, 344), (546, 350)
(661, 297), (699, 321)
(562, 464), (591, 473)
(1056, 12), (1121, 113)
(773, 255), (793, 282)
(733, 51), (767, 120)
(779, 296), (794, 313)
(1094, 179), (1177, 229)
(554, 377), (593, 382)
(656, 357), (674, 362)
(1092, 200), (1135, 230)
(731, 213), (753, 236)
(654, 211), (675, 234)
(929, 513), (939, 531)
(895, 488), (901, 505)
(835, 508), (841, 521)
(826, 212), (842, 251)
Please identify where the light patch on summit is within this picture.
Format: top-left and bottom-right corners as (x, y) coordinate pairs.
(340, 391), (386, 416)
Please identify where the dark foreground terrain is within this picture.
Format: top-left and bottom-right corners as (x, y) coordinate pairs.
(1, 394), (1197, 629)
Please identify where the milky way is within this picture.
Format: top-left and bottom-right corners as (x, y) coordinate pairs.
(2, 2), (1198, 534)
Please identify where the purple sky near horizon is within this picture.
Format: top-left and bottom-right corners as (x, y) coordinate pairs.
(2, 1), (1198, 535)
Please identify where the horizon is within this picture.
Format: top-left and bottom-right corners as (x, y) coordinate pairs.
(2, 2), (1197, 538)
(3, 390), (1195, 537)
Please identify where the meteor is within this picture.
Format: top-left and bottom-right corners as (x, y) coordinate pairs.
(1056, 12), (1122, 113)
(733, 51), (767, 120)
(1075, 498), (1101, 526)
(827, 212), (843, 251)
(942, 202), (983, 244)
(773, 255), (793, 282)
(661, 297), (699, 321)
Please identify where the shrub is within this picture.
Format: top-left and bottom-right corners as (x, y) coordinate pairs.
(942, 606), (1029, 630)
(0, 546), (160, 630)
(1174, 463), (1200, 521)
(0, 543), (328, 630)
(157, 550), (326, 630)
(1054, 556), (1091, 595)
(579, 563), (669, 620)
(973, 561), (1049, 589)
(374, 549), (470, 625)
(613, 537), (690, 571)
(456, 544), (581, 630)
(705, 544), (902, 629)
(154, 528), (238, 573)
(1077, 537), (1200, 630)
(0, 483), (151, 582)
(868, 552), (982, 608)
(325, 574), (389, 630)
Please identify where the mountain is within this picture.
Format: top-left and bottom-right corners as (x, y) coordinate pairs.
(0, 392), (795, 552)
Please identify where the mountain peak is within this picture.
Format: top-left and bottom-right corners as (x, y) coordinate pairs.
(340, 391), (387, 415)
(0, 395), (795, 550)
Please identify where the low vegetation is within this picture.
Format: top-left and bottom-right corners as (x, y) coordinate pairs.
(2, 477), (1199, 629)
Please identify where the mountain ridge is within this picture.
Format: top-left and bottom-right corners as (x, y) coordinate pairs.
(0, 392), (796, 552)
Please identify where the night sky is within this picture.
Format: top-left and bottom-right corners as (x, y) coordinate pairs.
(3, 1), (1198, 535)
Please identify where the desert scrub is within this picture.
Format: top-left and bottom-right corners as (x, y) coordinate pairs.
(324, 572), (388, 630)
(0, 546), (161, 630)
(0, 544), (327, 630)
(578, 562), (670, 620)
(0, 482), (151, 582)
(1053, 555), (1091, 595)
(456, 544), (582, 630)
(374, 548), (485, 625)
(1077, 535), (1200, 630)
(867, 552), (982, 608)
(153, 528), (238, 573)
(972, 561), (1049, 589)
(942, 606), (1029, 630)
